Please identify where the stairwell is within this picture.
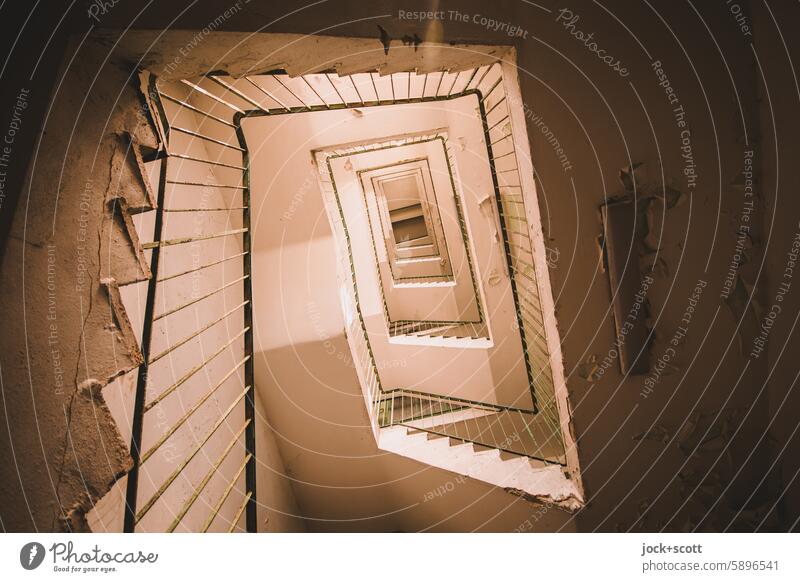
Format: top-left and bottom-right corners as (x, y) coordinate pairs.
(112, 59), (584, 528)
(379, 424), (581, 509)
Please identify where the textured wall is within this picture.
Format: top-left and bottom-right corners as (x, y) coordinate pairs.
(0, 39), (158, 531)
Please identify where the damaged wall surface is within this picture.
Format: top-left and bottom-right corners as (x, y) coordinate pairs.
(0, 43), (158, 530)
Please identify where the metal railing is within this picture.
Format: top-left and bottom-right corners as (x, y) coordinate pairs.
(388, 320), (489, 340)
(125, 64), (567, 504)
(375, 389), (564, 464)
(122, 72), (255, 533)
(477, 66), (562, 437)
(321, 133), (486, 340)
(300, 64), (564, 463)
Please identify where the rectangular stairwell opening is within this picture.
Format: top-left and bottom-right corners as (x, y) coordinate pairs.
(102, 35), (584, 530)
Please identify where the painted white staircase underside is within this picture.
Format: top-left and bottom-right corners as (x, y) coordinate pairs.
(378, 425), (583, 509)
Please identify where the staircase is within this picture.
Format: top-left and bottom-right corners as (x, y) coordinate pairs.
(389, 321), (491, 347)
(202, 65), (582, 510)
(378, 424), (581, 509)
(111, 72), (257, 532)
(110, 65), (583, 530)
(370, 390), (581, 508)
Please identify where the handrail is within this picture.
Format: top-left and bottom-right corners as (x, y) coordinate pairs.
(397, 424), (561, 466)
(378, 387), (535, 416)
(303, 64), (565, 465)
(377, 388), (565, 465)
(123, 72), (256, 533)
(127, 66), (568, 529)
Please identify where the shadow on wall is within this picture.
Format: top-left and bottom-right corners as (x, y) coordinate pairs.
(253, 335), (576, 532)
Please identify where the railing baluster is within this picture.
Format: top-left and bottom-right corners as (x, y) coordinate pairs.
(170, 126), (244, 151)
(485, 97), (507, 119)
(135, 386), (250, 523)
(461, 68), (479, 94)
(326, 73), (347, 105)
(165, 180), (244, 189)
(153, 275), (249, 321)
(163, 207), (248, 213)
(145, 342), (249, 413)
(142, 228), (247, 250)
(228, 491), (253, 533)
(201, 453), (251, 532)
(180, 79), (244, 113)
(158, 91), (237, 128)
(272, 75), (310, 110)
(303, 76), (330, 108)
(141, 357), (250, 463)
(166, 421), (250, 532)
(349, 75), (365, 106)
(157, 253), (246, 283)
(486, 113), (510, 134)
(434, 71), (445, 96)
(168, 153), (245, 170)
(368, 73), (380, 103)
(446, 70), (460, 95)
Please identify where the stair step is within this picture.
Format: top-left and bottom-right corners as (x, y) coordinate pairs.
(498, 450), (522, 461)
(405, 428), (448, 442)
(471, 444), (501, 458)
(528, 457), (550, 470)
(402, 429), (430, 442)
